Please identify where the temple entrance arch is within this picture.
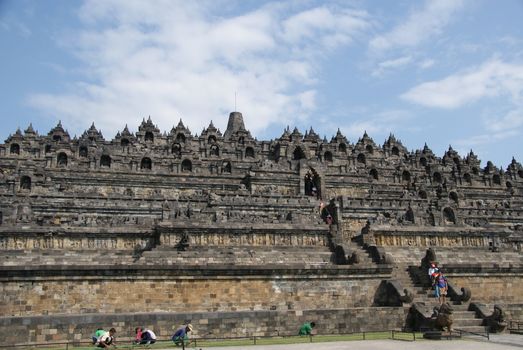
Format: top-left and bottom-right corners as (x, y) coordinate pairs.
(304, 167), (322, 199)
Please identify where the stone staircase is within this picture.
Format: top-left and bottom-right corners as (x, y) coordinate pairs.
(348, 244), (377, 267)
(394, 264), (486, 333)
(451, 304), (487, 334)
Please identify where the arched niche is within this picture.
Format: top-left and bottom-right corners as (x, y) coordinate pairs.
(463, 173), (472, 185)
(100, 155), (111, 168)
(405, 207), (415, 223)
(141, 157), (152, 170)
(144, 131), (154, 142)
(324, 151), (333, 162)
(369, 168), (378, 180)
(391, 146), (400, 156)
(181, 159), (192, 173)
(293, 147), (306, 161)
(433, 172), (442, 183)
(245, 147), (255, 158)
(172, 143), (182, 156)
(449, 191), (459, 203)
(420, 157), (427, 167)
(339, 143), (347, 153)
(79, 146), (88, 157)
(121, 138), (130, 147)
(20, 175), (31, 190)
(402, 170), (411, 182)
(208, 135), (217, 144)
(493, 174), (501, 185)
(57, 152), (68, 167)
(210, 145), (219, 157)
(10, 143), (20, 155)
(443, 207), (456, 224)
(222, 161), (232, 174)
(357, 153), (366, 164)
(176, 133), (186, 143)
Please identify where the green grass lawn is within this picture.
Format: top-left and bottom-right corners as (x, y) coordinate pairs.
(41, 332), (423, 350)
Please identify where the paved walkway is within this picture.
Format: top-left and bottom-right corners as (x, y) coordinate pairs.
(175, 334), (523, 350)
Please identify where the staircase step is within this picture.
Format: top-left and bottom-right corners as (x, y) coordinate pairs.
(453, 318), (484, 327)
(453, 311), (475, 317)
(454, 326), (488, 334)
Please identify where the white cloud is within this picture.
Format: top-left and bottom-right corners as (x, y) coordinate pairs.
(282, 7), (369, 50)
(488, 108), (523, 132)
(453, 128), (519, 158)
(28, 1), (371, 137)
(369, 0), (465, 52)
(341, 109), (414, 140)
(419, 59), (435, 69)
(401, 60), (523, 109)
(0, 14), (32, 37)
(371, 55), (412, 76)
(409, 60), (523, 159)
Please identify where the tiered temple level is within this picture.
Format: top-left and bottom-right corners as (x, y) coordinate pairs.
(0, 112), (522, 344)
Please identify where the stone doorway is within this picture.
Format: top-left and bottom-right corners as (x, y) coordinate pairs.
(304, 168), (321, 199)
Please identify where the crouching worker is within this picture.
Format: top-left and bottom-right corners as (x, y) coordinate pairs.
(172, 324), (193, 346)
(133, 327), (143, 344)
(92, 328), (105, 344)
(140, 328), (157, 345)
(96, 328), (116, 348)
(298, 321), (316, 336)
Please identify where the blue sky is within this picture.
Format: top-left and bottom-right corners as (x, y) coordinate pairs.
(1, 0), (522, 167)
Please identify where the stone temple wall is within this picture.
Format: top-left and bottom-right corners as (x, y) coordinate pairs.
(0, 307), (408, 345)
(0, 112), (522, 344)
(0, 269), (388, 316)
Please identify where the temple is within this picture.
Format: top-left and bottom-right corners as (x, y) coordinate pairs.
(0, 112), (522, 344)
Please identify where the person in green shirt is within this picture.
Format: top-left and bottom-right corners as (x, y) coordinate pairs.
(298, 322), (316, 336)
(92, 328), (106, 344)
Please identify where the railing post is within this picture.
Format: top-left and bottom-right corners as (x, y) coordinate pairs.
(363, 331), (366, 340)
(309, 334), (312, 343)
(413, 331), (416, 341)
(391, 330), (394, 339)
(66, 342), (69, 350)
(253, 336), (256, 345)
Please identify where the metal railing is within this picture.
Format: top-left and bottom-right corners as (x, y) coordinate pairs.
(452, 328), (489, 340)
(508, 320), (523, 334)
(0, 330), (422, 349)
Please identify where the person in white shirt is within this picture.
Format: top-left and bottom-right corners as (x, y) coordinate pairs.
(96, 328), (116, 348)
(428, 263), (438, 285)
(140, 329), (157, 345)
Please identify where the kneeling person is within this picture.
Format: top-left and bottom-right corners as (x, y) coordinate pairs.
(96, 328), (116, 348)
(140, 328), (157, 345)
(298, 322), (316, 336)
(172, 324), (192, 346)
